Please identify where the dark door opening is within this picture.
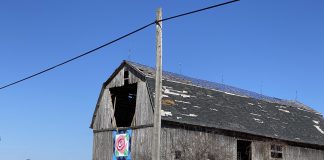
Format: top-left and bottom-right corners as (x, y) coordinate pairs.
(237, 140), (251, 160)
(109, 83), (137, 127)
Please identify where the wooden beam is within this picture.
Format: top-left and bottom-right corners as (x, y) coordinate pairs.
(111, 95), (117, 127)
(93, 124), (153, 133)
(152, 8), (162, 160)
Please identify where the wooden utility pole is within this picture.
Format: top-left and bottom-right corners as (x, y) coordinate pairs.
(152, 8), (162, 160)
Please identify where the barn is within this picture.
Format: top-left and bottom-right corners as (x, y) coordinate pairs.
(90, 60), (324, 160)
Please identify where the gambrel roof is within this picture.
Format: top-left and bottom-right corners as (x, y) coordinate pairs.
(94, 60), (324, 147)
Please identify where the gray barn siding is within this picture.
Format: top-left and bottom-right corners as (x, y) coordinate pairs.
(107, 66), (141, 88)
(107, 67), (124, 88)
(128, 67), (142, 84)
(92, 88), (114, 160)
(252, 141), (270, 160)
(93, 132), (113, 160)
(161, 127), (237, 160)
(93, 88), (113, 130)
(93, 126), (324, 160)
(252, 141), (324, 160)
(284, 145), (324, 160)
(132, 81), (154, 159)
(135, 81), (153, 126)
(93, 127), (153, 160)
(131, 127), (153, 160)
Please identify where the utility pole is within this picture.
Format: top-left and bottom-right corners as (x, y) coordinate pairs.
(152, 8), (162, 160)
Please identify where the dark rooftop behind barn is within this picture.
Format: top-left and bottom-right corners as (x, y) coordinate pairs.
(125, 60), (324, 147)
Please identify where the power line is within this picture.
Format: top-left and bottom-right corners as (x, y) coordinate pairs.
(161, 0), (239, 22)
(0, 22), (155, 90)
(0, 0), (239, 90)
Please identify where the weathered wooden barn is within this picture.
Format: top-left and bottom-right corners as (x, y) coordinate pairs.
(91, 60), (324, 160)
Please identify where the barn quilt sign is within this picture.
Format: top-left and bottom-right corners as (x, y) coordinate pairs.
(112, 129), (132, 160)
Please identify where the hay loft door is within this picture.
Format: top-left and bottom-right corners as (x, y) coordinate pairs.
(109, 83), (137, 127)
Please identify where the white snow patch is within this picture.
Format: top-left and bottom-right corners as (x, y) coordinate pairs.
(210, 108), (218, 111)
(298, 107), (307, 111)
(276, 105), (287, 109)
(297, 107), (314, 113)
(163, 89), (180, 96)
(193, 106), (201, 108)
(162, 86), (173, 89)
(279, 109), (290, 113)
(188, 114), (198, 117)
(303, 115), (311, 118)
(253, 118), (264, 124)
(176, 117), (182, 119)
(314, 125), (324, 134)
(175, 100), (191, 104)
(313, 120), (319, 125)
(182, 107), (187, 110)
(248, 103), (254, 105)
(224, 92), (238, 96)
(163, 88), (191, 98)
(216, 90), (248, 98)
(250, 113), (261, 117)
(181, 94), (191, 98)
(162, 94), (169, 98)
(181, 113), (198, 117)
(161, 110), (172, 117)
(207, 95), (213, 98)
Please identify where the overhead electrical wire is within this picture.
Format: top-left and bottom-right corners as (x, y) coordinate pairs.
(0, 0), (239, 90)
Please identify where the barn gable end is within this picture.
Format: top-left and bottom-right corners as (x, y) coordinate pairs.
(91, 61), (155, 160)
(90, 61), (151, 129)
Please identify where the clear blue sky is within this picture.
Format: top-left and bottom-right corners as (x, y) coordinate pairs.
(0, 0), (323, 159)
